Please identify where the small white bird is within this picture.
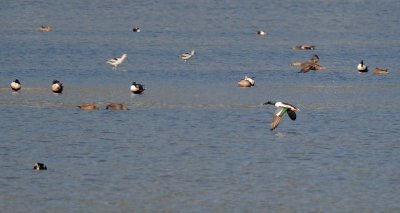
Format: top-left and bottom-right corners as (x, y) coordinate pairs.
(357, 60), (368, 72)
(264, 101), (299, 130)
(107, 54), (127, 70)
(257, 30), (266, 35)
(10, 79), (21, 92)
(51, 80), (63, 93)
(130, 82), (145, 94)
(179, 50), (195, 62)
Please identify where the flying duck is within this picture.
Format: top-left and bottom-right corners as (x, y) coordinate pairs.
(33, 162), (47, 170)
(256, 30), (266, 35)
(292, 44), (315, 50)
(37, 26), (52, 32)
(132, 27), (141, 32)
(10, 79), (21, 91)
(263, 101), (299, 131)
(179, 50), (195, 62)
(51, 80), (63, 93)
(357, 60), (368, 72)
(237, 76), (255, 87)
(78, 104), (99, 110)
(130, 82), (145, 94)
(106, 54), (127, 70)
(106, 103), (129, 110)
(374, 67), (389, 75)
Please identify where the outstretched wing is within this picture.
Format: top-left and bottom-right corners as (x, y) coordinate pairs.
(271, 115), (282, 130)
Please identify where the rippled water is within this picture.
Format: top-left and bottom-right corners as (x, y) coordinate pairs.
(1, 0), (400, 212)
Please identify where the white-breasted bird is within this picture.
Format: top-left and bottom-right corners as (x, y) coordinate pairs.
(107, 54), (127, 70)
(51, 80), (63, 93)
(179, 50), (195, 62)
(237, 76), (255, 87)
(10, 79), (21, 91)
(264, 101), (299, 130)
(357, 60), (368, 72)
(130, 82), (145, 94)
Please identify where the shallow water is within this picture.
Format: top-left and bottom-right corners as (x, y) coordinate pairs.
(1, 0), (400, 212)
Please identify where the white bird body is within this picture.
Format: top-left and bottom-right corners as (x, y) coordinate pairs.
(357, 60), (368, 72)
(51, 80), (63, 93)
(130, 82), (145, 94)
(179, 50), (195, 61)
(107, 54), (127, 70)
(10, 79), (21, 91)
(244, 76), (255, 86)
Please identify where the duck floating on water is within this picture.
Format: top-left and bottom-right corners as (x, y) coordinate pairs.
(357, 60), (368, 73)
(51, 80), (63, 93)
(106, 103), (129, 110)
(130, 82), (145, 94)
(37, 25), (52, 32)
(374, 67), (389, 75)
(291, 55), (326, 73)
(78, 104), (99, 110)
(237, 76), (255, 87)
(264, 101), (299, 131)
(10, 79), (21, 92)
(33, 162), (47, 170)
(256, 30), (266, 35)
(132, 27), (141, 32)
(292, 44), (315, 50)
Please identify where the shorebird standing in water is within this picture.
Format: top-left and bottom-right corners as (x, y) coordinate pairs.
(10, 79), (21, 92)
(264, 101), (299, 131)
(107, 54), (127, 70)
(179, 50), (195, 62)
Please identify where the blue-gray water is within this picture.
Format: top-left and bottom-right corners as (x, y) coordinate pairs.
(1, 0), (400, 212)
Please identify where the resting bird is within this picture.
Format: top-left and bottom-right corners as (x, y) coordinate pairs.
(51, 80), (63, 93)
(33, 162), (47, 170)
(237, 76), (255, 87)
(106, 54), (127, 70)
(10, 79), (21, 91)
(179, 50), (195, 62)
(264, 101), (299, 130)
(130, 82), (145, 94)
(357, 60), (368, 72)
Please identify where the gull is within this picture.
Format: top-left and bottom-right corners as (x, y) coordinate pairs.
(179, 50), (195, 62)
(264, 101), (299, 131)
(107, 54), (127, 70)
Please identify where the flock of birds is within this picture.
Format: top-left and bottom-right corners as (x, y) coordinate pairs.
(22, 24), (390, 170)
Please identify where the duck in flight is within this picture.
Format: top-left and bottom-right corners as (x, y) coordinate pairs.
(263, 101), (299, 130)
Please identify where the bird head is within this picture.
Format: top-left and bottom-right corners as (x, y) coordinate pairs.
(263, 101), (275, 105)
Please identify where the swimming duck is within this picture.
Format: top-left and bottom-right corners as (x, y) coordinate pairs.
(132, 27), (141, 32)
(37, 26), (52, 32)
(263, 101), (299, 131)
(51, 80), (63, 93)
(374, 67), (389, 75)
(33, 162), (47, 170)
(130, 82), (145, 94)
(106, 54), (127, 70)
(357, 60), (368, 72)
(106, 103), (128, 110)
(179, 50), (195, 62)
(78, 104), (99, 110)
(256, 30), (266, 35)
(10, 79), (21, 91)
(237, 76), (255, 87)
(292, 44), (315, 50)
